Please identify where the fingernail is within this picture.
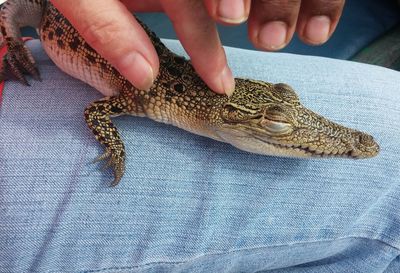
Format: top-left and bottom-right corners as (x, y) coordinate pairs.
(117, 51), (154, 90)
(258, 21), (287, 50)
(218, 0), (247, 24)
(304, 15), (330, 44)
(220, 66), (235, 97)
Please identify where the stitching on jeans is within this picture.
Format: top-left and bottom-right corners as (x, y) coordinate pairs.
(45, 236), (400, 273)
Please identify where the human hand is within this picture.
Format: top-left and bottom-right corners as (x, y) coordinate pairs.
(203, 0), (345, 50)
(51, 0), (344, 96)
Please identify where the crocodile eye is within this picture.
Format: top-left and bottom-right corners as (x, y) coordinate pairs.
(261, 119), (292, 134)
(263, 105), (288, 120)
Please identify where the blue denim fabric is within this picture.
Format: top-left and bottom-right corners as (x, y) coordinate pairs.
(0, 40), (399, 273)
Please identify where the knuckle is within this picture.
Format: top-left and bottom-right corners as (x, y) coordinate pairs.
(80, 17), (120, 48)
(256, 0), (302, 21)
(304, 0), (345, 15)
(259, 0), (301, 9)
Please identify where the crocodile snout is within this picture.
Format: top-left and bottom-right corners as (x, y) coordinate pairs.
(350, 131), (380, 158)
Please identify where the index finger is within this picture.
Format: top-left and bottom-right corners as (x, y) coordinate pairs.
(160, 0), (235, 95)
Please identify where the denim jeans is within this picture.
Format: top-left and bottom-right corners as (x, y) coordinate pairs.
(0, 40), (399, 273)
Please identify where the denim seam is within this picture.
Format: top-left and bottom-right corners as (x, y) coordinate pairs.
(348, 227), (400, 250)
(44, 236), (400, 273)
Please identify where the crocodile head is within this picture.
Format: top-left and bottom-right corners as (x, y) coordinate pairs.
(215, 79), (379, 158)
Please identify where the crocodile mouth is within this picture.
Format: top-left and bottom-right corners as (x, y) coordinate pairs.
(252, 135), (359, 159)
(270, 142), (356, 158)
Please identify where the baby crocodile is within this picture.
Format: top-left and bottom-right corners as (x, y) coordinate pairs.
(0, 0), (379, 186)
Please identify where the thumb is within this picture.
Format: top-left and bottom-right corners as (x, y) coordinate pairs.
(50, 0), (159, 90)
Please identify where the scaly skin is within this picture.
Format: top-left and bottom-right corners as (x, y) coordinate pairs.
(0, 0), (380, 186)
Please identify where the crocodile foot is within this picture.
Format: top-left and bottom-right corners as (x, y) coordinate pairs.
(84, 96), (128, 186)
(0, 38), (41, 85)
(94, 146), (125, 187)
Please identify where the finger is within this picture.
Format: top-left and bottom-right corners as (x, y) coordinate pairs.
(248, 0), (301, 51)
(296, 0), (345, 45)
(51, 0), (159, 90)
(203, 0), (251, 25)
(160, 0), (235, 95)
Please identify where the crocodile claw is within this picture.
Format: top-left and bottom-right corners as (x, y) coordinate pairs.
(1, 38), (41, 85)
(94, 146), (125, 187)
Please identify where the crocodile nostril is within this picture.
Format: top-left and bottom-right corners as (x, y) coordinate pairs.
(355, 132), (375, 148)
(350, 131), (380, 158)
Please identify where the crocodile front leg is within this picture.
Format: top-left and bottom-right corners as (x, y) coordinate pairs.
(84, 96), (128, 186)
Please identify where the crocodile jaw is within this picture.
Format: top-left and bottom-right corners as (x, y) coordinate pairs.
(214, 127), (313, 158)
(214, 116), (380, 159)
(215, 126), (379, 158)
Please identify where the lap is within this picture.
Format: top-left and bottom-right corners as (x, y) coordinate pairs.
(0, 39), (399, 273)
